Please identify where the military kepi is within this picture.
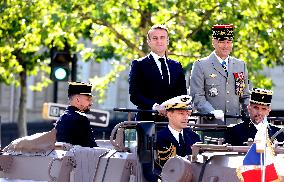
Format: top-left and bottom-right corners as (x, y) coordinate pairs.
(250, 88), (273, 106)
(68, 82), (92, 96)
(161, 95), (192, 110)
(212, 24), (234, 41)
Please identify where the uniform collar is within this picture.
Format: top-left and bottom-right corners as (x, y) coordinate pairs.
(213, 51), (229, 65)
(168, 125), (183, 143)
(245, 117), (271, 130)
(67, 105), (80, 112)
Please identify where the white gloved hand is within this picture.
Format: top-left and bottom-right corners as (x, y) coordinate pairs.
(210, 110), (224, 121)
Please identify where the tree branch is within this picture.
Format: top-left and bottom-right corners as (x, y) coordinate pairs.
(188, 6), (218, 38)
(168, 52), (198, 59)
(94, 19), (145, 57)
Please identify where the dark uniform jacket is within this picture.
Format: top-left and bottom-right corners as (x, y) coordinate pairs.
(56, 106), (98, 147)
(129, 54), (187, 121)
(225, 118), (284, 146)
(155, 127), (200, 170)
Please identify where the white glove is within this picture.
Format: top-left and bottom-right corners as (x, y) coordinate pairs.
(210, 110), (224, 121)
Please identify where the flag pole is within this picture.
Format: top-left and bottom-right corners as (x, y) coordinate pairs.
(261, 153), (264, 182)
(261, 117), (268, 182)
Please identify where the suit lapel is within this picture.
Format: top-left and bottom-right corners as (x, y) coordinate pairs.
(210, 53), (227, 78)
(228, 57), (235, 75)
(147, 54), (163, 81)
(183, 130), (194, 147)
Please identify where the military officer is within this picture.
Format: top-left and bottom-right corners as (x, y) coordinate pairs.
(190, 24), (250, 126)
(155, 95), (200, 175)
(225, 88), (284, 146)
(55, 82), (98, 147)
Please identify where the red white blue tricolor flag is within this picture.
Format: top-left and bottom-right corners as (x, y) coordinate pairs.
(237, 121), (280, 182)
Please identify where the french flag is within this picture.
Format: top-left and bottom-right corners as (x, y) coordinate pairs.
(240, 143), (279, 182)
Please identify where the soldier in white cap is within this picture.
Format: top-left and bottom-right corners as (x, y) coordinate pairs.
(151, 95), (200, 180)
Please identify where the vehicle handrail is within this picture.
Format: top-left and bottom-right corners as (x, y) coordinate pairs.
(110, 121), (137, 152)
(113, 107), (243, 119)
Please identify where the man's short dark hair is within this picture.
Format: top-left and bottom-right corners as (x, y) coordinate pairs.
(147, 24), (169, 40)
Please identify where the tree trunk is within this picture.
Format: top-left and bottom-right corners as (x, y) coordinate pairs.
(17, 70), (27, 137)
(140, 10), (152, 54)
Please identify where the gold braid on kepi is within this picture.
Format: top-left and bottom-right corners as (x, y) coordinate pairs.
(250, 88), (273, 106)
(68, 82), (93, 96)
(212, 24), (234, 41)
(161, 95), (192, 110)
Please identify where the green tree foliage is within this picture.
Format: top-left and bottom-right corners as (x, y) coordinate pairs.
(0, 0), (52, 136)
(65, 0), (283, 89)
(0, 0), (283, 136)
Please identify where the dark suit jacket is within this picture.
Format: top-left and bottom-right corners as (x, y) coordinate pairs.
(225, 118), (284, 146)
(55, 106), (98, 147)
(155, 127), (200, 170)
(129, 54), (187, 121)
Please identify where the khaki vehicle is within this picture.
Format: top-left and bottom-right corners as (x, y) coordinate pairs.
(1, 117), (284, 181)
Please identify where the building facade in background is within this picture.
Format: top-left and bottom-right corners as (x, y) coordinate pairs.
(0, 59), (134, 123)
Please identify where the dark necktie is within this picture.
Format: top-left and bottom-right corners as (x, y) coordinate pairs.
(221, 60), (227, 72)
(158, 58), (169, 85)
(179, 132), (186, 156)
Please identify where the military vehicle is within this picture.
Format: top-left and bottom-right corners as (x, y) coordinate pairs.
(1, 109), (284, 182)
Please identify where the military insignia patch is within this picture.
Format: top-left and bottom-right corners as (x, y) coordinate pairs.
(209, 87), (218, 97)
(233, 72), (245, 96)
(209, 74), (217, 78)
(181, 97), (190, 102)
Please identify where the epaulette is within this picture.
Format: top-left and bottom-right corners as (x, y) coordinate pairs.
(75, 111), (87, 117)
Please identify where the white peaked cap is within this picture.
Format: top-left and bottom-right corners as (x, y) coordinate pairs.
(161, 95), (192, 110)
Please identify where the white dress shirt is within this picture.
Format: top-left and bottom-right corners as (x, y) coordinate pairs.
(168, 125), (183, 143)
(213, 51), (229, 68)
(150, 51), (170, 84)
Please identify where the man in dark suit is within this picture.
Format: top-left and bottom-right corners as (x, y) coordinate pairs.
(225, 88), (284, 146)
(129, 24), (187, 122)
(55, 82), (98, 148)
(154, 95), (201, 178)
